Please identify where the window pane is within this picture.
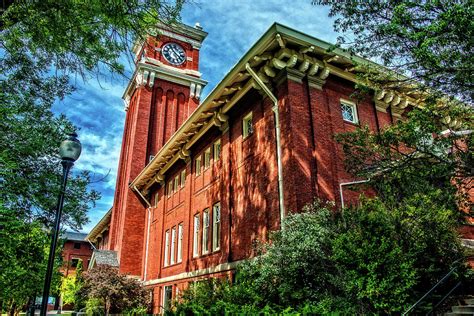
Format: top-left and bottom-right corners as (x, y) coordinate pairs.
(170, 228), (176, 265)
(341, 102), (357, 123)
(203, 211), (209, 254)
(174, 175), (179, 192)
(204, 148), (211, 169)
(180, 170), (186, 188)
(177, 224), (183, 263)
(168, 181), (173, 196)
(213, 203), (221, 251)
(243, 112), (253, 138)
(163, 286), (172, 311)
(164, 230), (169, 266)
(193, 214), (200, 257)
(196, 157), (201, 176)
(214, 140), (221, 161)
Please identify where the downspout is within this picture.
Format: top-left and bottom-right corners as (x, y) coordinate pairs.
(339, 179), (370, 209)
(245, 63), (286, 228)
(132, 185), (152, 280)
(143, 207), (151, 281)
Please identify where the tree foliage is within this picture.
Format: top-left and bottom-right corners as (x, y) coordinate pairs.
(60, 260), (85, 309)
(314, 0), (473, 219)
(1, 1), (184, 311)
(174, 199), (467, 314)
(315, 0), (473, 103)
(81, 265), (148, 315)
(0, 205), (61, 315)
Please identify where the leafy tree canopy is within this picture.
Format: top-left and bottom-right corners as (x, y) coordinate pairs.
(314, 0), (473, 217)
(315, 0), (473, 103)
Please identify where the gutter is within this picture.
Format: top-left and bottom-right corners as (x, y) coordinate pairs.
(86, 238), (97, 251)
(245, 63), (286, 228)
(133, 185), (152, 208)
(339, 179), (370, 209)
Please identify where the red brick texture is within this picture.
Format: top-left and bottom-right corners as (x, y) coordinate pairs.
(60, 241), (93, 276)
(111, 36), (471, 313)
(109, 33), (201, 276)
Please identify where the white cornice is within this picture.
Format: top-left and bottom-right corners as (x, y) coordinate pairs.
(143, 260), (241, 285)
(122, 61), (208, 109)
(130, 23), (424, 193)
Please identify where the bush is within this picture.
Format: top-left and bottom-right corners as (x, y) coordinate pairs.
(81, 265), (148, 315)
(173, 198), (466, 314)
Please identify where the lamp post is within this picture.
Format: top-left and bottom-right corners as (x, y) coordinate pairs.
(40, 132), (82, 316)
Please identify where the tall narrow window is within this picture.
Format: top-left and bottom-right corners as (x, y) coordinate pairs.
(180, 169), (186, 188)
(163, 285), (172, 311)
(202, 210), (210, 254)
(195, 156), (202, 176)
(177, 223), (183, 263)
(213, 202), (221, 251)
(193, 214), (200, 257)
(154, 192), (160, 207)
(168, 181), (173, 197)
(213, 139), (221, 161)
(204, 147), (211, 169)
(174, 175), (179, 192)
(243, 112), (253, 139)
(170, 227), (176, 265)
(164, 230), (170, 266)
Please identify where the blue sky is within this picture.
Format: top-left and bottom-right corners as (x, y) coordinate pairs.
(53, 1), (339, 233)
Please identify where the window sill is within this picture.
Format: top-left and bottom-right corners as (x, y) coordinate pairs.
(343, 119), (360, 127)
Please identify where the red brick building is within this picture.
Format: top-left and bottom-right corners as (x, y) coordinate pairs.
(92, 22), (468, 313)
(61, 232), (93, 277)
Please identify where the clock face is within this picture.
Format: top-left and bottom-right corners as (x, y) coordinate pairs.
(162, 42), (186, 65)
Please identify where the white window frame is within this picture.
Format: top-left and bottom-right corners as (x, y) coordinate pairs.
(204, 147), (211, 169)
(167, 181), (173, 197)
(177, 223), (183, 263)
(193, 214), (200, 257)
(195, 156), (202, 176)
(340, 99), (359, 124)
(212, 202), (221, 251)
(173, 175), (179, 192)
(154, 192), (160, 207)
(164, 230), (170, 267)
(202, 210), (210, 254)
(170, 227), (176, 265)
(162, 285), (173, 312)
(213, 139), (221, 161)
(180, 169), (186, 188)
(243, 112), (253, 139)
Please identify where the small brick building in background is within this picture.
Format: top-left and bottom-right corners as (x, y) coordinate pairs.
(60, 232), (92, 277)
(87, 22), (473, 313)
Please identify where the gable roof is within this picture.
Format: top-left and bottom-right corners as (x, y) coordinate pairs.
(129, 22), (421, 196)
(63, 231), (88, 242)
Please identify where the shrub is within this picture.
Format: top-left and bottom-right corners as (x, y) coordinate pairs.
(81, 265), (148, 315)
(173, 197), (466, 314)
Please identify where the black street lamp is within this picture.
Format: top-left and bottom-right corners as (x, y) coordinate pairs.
(40, 132), (82, 316)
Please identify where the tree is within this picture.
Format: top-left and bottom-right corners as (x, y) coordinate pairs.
(0, 205), (61, 316)
(173, 199), (467, 314)
(1, 1), (184, 312)
(60, 260), (85, 310)
(313, 0), (473, 217)
(81, 265), (148, 315)
(314, 0), (473, 103)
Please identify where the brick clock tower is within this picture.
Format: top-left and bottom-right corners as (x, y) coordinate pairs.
(108, 23), (208, 275)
